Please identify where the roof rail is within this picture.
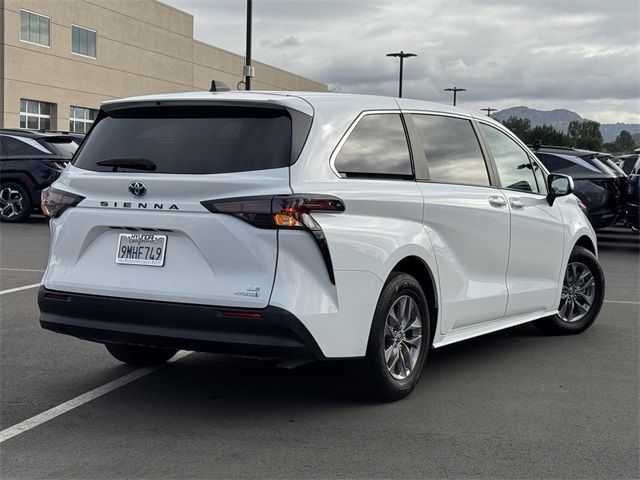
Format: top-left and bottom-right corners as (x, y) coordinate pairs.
(527, 144), (577, 151)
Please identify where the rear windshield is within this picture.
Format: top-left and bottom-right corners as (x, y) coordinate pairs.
(73, 106), (292, 174)
(535, 153), (602, 176)
(41, 138), (79, 157)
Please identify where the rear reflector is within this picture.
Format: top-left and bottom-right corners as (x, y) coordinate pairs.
(222, 311), (263, 319)
(44, 293), (71, 302)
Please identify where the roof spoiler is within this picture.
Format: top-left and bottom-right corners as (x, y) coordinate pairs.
(209, 80), (231, 92)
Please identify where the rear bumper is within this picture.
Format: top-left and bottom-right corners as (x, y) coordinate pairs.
(38, 287), (324, 359)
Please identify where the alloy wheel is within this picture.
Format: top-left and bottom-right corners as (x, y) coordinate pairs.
(384, 295), (423, 380)
(0, 187), (24, 220)
(559, 261), (595, 323)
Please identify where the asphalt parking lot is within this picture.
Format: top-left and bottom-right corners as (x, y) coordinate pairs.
(1, 216), (638, 479)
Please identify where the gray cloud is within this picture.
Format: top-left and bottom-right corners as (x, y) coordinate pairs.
(166, 0), (640, 122)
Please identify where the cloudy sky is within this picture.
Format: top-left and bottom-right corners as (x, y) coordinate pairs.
(165, 0), (640, 124)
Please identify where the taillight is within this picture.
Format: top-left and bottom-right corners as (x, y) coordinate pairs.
(41, 187), (85, 218)
(201, 195), (345, 284)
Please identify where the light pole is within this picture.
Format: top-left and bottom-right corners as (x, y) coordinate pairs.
(243, 0), (254, 90)
(481, 107), (497, 117)
(386, 51), (417, 98)
(444, 86), (466, 106)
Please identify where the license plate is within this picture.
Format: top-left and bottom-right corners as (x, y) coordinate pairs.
(115, 234), (167, 267)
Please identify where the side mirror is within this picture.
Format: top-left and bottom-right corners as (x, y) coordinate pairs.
(547, 173), (574, 205)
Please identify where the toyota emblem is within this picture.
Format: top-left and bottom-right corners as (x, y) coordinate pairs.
(128, 181), (147, 198)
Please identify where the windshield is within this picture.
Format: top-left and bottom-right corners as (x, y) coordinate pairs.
(73, 106), (293, 174)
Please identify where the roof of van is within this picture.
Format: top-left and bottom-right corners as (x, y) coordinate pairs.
(101, 90), (478, 119)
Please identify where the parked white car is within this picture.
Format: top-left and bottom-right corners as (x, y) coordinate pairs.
(39, 91), (604, 401)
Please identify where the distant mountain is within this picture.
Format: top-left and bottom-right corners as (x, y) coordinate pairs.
(599, 123), (640, 144)
(491, 106), (640, 142)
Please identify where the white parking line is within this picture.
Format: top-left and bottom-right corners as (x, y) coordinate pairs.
(604, 300), (640, 305)
(0, 284), (41, 295)
(0, 267), (45, 273)
(0, 351), (192, 444)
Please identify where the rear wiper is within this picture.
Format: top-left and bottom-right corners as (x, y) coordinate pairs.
(95, 158), (157, 172)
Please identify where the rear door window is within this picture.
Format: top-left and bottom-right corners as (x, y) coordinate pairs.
(334, 113), (412, 178)
(73, 106), (293, 174)
(410, 114), (490, 186)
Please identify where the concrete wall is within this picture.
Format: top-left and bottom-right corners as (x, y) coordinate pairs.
(1, 0), (326, 130)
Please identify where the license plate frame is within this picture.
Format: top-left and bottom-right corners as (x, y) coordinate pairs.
(115, 233), (167, 267)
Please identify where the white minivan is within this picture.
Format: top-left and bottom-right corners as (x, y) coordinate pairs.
(39, 91), (604, 401)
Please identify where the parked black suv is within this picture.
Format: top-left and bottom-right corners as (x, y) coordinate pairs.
(0, 129), (81, 222)
(626, 157), (640, 232)
(618, 154), (639, 175)
(533, 150), (622, 229)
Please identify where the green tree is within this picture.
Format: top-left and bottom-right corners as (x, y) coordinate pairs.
(567, 120), (603, 151)
(529, 124), (568, 146)
(501, 116), (531, 143)
(613, 130), (636, 153)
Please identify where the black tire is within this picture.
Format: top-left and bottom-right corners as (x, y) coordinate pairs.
(105, 343), (178, 366)
(352, 272), (430, 402)
(533, 246), (605, 335)
(0, 182), (32, 223)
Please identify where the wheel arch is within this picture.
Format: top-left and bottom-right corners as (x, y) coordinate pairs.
(389, 255), (439, 347)
(574, 235), (596, 256)
(0, 172), (32, 188)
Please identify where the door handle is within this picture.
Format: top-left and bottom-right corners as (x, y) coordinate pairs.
(510, 198), (525, 209)
(488, 196), (507, 208)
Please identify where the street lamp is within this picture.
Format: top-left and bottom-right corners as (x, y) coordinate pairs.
(481, 107), (497, 117)
(444, 86), (466, 106)
(386, 51), (417, 98)
(243, 0), (254, 90)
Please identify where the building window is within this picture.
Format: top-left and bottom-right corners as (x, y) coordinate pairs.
(20, 10), (51, 47)
(20, 99), (53, 130)
(70, 106), (98, 133)
(71, 25), (97, 58)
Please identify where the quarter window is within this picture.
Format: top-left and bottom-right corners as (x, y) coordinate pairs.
(71, 25), (97, 58)
(480, 123), (539, 193)
(334, 114), (412, 178)
(20, 10), (50, 47)
(20, 99), (54, 130)
(411, 114), (490, 185)
(70, 106), (98, 133)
